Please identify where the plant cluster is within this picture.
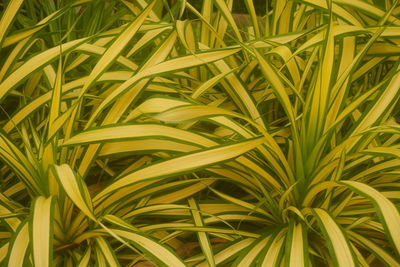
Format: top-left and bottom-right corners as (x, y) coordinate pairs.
(0, 0), (400, 266)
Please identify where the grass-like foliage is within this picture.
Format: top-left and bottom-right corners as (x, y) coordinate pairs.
(0, 0), (400, 266)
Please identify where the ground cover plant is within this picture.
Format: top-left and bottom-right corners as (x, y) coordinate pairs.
(0, 0), (400, 266)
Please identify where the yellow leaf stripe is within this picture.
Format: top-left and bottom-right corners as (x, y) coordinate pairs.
(63, 124), (215, 147)
(76, 0), (156, 100)
(341, 180), (400, 256)
(30, 196), (54, 267)
(111, 228), (186, 267)
(95, 137), (265, 202)
(52, 164), (96, 221)
(0, 0), (24, 47)
(286, 222), (308, 267)
(87, 47), (241, 126)
(188, 198), (215, 267)
(0, 38), (89, 101)
(312, 208), (356, 267)
(7, 222), (29, 267)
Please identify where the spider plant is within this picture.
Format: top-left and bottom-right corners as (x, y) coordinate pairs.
(144, 0), (400, 266)
(0, 0), (263, 265)
(0, 0), (400, 266)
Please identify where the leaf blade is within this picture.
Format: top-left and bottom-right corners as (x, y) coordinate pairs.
(341, 180), (400, 256)
(52, 164), (96, 221)
(312, 208), (356, 267)
(30, 196), (54, 267)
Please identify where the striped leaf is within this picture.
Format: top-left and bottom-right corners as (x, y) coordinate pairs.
(0, 37), (89, 102)
(285, 222), (308, 267)
(259, 230), (286, 267)
(341, 180), (400, 257)
(76, 0), (156, 99)
(188, 198), (215, 267)
(0, 0), (23, 47)
(233, 234), (272, 267)
(77, 246), (92, 267)
(29, 196), (54, 267)
(52, 164), (96, 221)
(87, 47), (241, 126)
(108, 228), (186, 267)
(349, 231), (400, 266)
(6, 222), (29, 267)
(312, 208), (356, 266)
(197, 238), (256, 267)
(95, 237), (121, 267)
(63, 124), (215, 147)
(95, 137), (265, 201)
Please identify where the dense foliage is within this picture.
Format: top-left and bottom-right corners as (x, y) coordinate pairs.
(0, 0), (400, 266)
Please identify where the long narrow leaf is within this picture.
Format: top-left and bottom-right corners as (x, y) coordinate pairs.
(95, 137), (265, 201)
(30, 196), (54, 267)
(341, 180), (400, 256)
(52, 164), (96, 221)
(110, 228), (186, 267)
(312, 208), (356, 266)
(0, 0), (23, 47)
